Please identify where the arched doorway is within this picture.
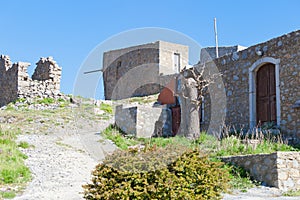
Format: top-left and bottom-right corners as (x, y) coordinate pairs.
(256, 63), (276, 124)
(249, 57), (281, 129)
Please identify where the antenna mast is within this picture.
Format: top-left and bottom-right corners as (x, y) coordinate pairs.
(214, 18), (219, 58)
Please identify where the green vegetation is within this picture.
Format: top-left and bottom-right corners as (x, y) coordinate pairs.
(118, 94), (159, 105)
(14, 98), (26, 103)
(99, 103), (113, 114)
(0, 129), (31, 199)
(202, 135), (296, 157)
(101, 125), (139, 150)
(83, 148), (230, 200)
(101, 125), (296, 156)
(97, 124), (299, 196)
(17, 141), (31, 149)
(36, 97), (55, 104)
(283, 189), (300, 196)
(5, 103), (15, 111)
(0, 191), (16, 199)
(226, 164), (257, 191)
(101, 124), (196, 150)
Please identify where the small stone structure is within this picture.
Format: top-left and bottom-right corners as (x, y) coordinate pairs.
(221, 152), (300, 191)
(115, 104), (172, 138)
(199, 45), (247, 64)
(0, 55), (62, 106)
(103, 41), (188, 100)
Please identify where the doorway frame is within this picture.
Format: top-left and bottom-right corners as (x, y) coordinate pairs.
(249, 57), (281, 129)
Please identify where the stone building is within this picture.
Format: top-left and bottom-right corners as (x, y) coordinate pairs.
(111, 30), (299, 141)
(198, 30), (300, 141)
(102, 41), (188, 100)
(0, 55), (62, 107)
(199, 45), (247, 64)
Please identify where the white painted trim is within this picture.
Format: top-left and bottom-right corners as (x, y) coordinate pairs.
(249, 57), (281, 129)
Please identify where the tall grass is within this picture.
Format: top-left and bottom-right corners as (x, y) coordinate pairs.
(101, 124), (297, 156)
(0, 128), (31, 198)
(101, 124), (196, 150)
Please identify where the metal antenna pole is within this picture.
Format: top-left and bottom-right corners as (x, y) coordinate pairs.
(214, 18), (219, 58)
(83, 69), (102, 74)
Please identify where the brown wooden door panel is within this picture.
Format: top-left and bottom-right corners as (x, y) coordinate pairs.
(257, 100), (269, 123)
(256, 63), (276, 124)
(269, 66), (276, 96)
(270, 100), (277, 122)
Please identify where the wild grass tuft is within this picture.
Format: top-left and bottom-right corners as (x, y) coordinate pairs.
(36, 97), (55, 104)
(18, 141), (31, 149)
(99, 103), (113, 114)
(0, 128), (31, 187)
(0, 191), (16, 199)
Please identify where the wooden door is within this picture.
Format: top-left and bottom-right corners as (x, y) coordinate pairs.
(256, 63), (276, 124)
(171, 106), (181, 136)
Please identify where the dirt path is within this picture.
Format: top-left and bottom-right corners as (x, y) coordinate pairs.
(14, 118), (116, 200)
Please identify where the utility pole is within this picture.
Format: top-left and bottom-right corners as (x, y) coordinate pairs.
(214, 18), (219, 58)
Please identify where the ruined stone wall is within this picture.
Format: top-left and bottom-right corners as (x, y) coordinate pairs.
(103, 41), (189, 100)
(200, 30), (300, 138)
(0, 55), (62, 106)
(0, 55), (19, 106)
(221, 152), (300, 191)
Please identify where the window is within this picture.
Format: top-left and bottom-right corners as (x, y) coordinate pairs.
(173, 53), (180, 73)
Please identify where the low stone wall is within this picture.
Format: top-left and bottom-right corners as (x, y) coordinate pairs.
(115, 104), (171, 138)
(115, 104), (137, 136)
(221, 151), (300, 191)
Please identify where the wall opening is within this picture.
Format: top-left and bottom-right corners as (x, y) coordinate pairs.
(249, 57), (280, 129)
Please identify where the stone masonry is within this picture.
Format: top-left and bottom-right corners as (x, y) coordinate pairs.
(0, 55), (62, 106)
(103, 41), (188, 100)
(115, 104), (172, 138)
(199, 45), (247, 64)
(221, 152), (300, 191)
(199, 30), (300, 139)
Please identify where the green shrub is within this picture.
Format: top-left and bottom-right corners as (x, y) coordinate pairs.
(83, 148), (230, 200)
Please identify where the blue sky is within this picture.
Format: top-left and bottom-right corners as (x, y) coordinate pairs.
(1, 0), (299, 99)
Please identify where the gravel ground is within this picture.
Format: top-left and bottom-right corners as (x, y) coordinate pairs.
(14, 118), (116, 200)
(223, 187), (300, 199)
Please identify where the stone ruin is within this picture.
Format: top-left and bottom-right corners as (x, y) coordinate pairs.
(0, 55), (62, 107)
